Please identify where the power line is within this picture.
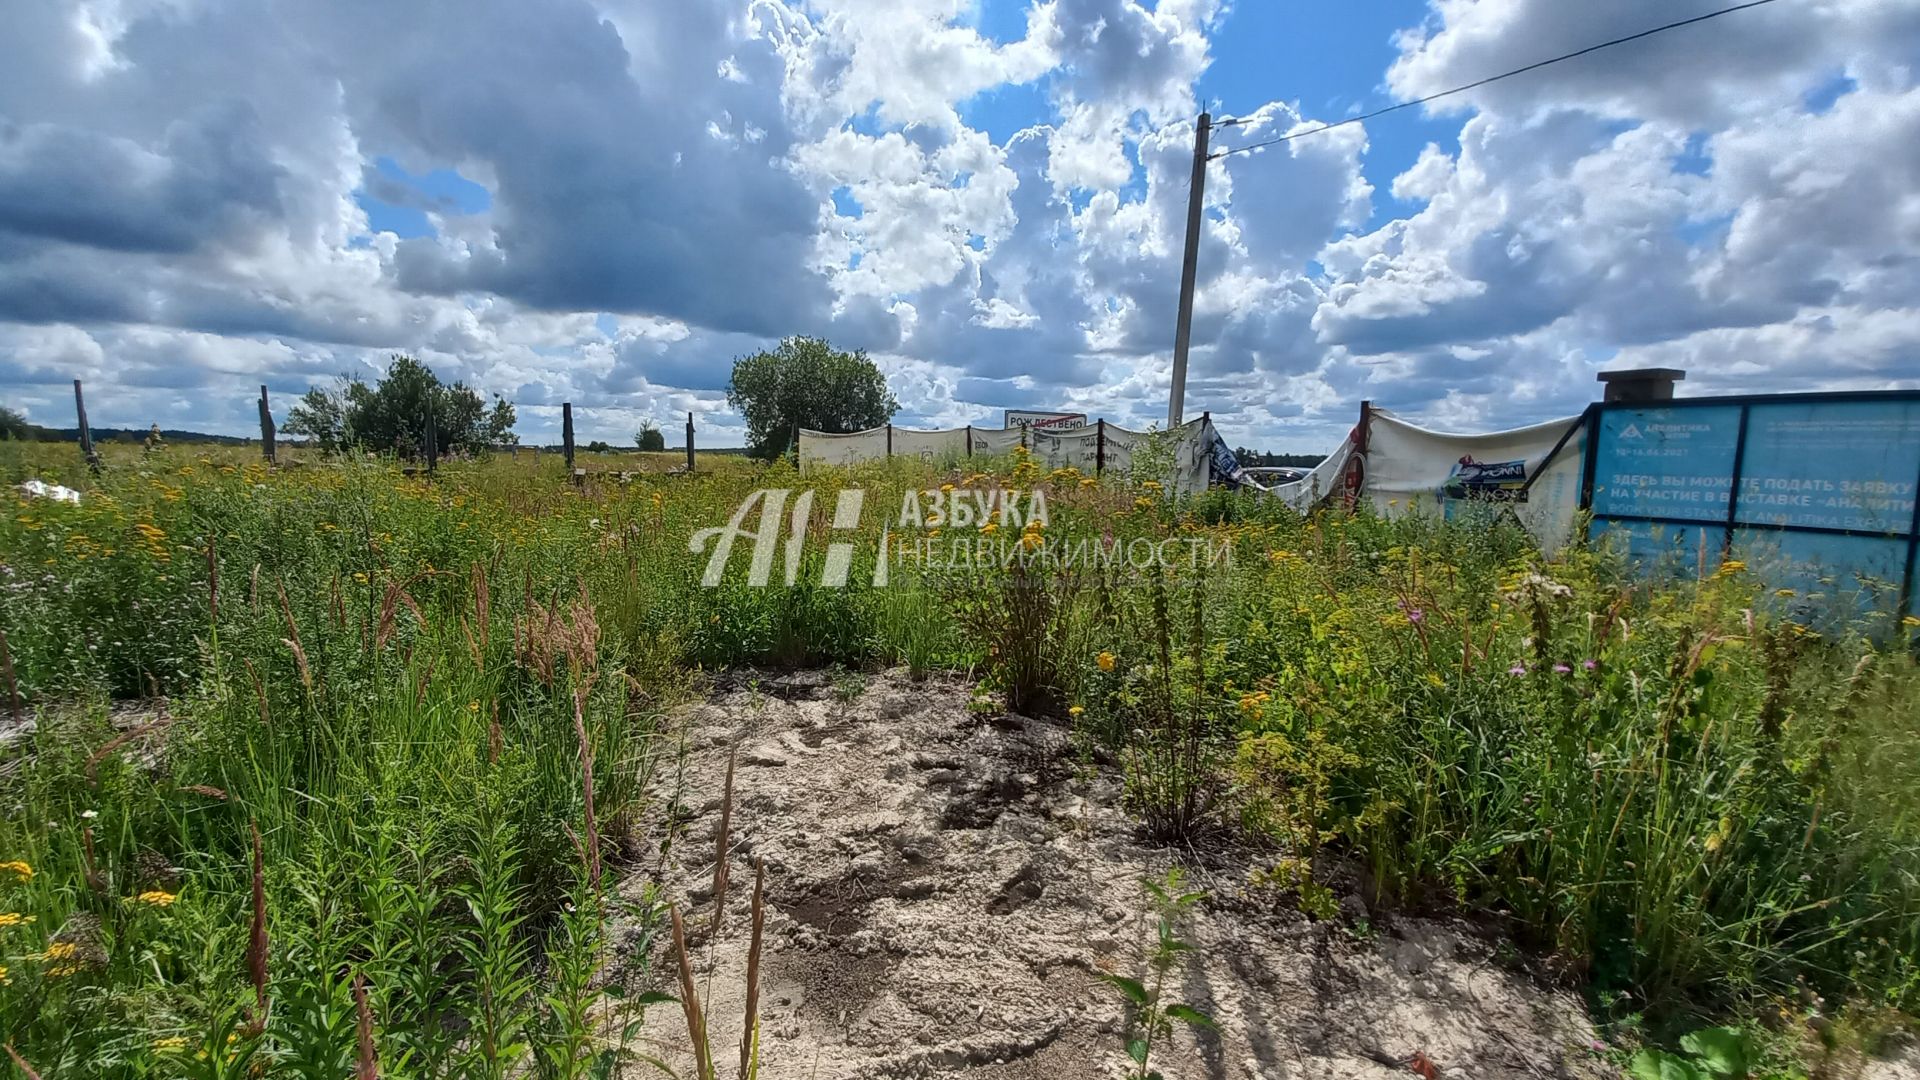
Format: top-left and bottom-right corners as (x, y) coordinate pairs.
(1209, 0), (1783, 160)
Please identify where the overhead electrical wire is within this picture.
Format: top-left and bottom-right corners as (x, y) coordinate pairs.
(1208, 0), (1784, 159)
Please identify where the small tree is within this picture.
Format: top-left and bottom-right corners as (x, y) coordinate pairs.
(635, 421), (666, 453)
(284, 356), (516, 457)
(725, 337), (896, 460)
(285, 384), (350, 452)
(0, 406), (43, 441)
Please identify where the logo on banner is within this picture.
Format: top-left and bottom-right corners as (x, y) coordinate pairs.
(1618, 422), (1644, 440)
(1443, 455), (1529, 502)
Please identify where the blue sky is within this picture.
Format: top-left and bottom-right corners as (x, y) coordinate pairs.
(1, 0), (1916, 451)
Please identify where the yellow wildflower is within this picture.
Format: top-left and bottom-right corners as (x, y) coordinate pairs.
(0, 861), (30, 880)
(1068, 705), (1085, 717)
(940, 483), (955, 493)
(39, 940), (82, 976)
(152, 1036), (189, 1053)
(980, 521), (998, 534)
(1133, 497), (1153, 510)
(1904, 615), (1920, 629)
(0, 912), (34, 928)
(133, 890), (177, 907)
(0, 964), (8, 985)
(1096, 651), (1116, 673)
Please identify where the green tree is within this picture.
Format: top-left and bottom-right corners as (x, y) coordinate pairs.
(284, 356), (517, 457)
(725, 337), (896, 460)
(635, 421), (666, 452)
(0, 405), (43, 440)
(284, 383), (351, 452)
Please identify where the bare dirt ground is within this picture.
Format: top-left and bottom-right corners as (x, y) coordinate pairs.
(616, 670), (1617, 1079)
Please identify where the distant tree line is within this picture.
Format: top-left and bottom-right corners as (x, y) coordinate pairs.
(1234, 446), (1325, 468)
(1, 405), (254, 445)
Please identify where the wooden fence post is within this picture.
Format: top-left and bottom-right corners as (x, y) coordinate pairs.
(885, 423), (893, 457)
(73, 379), (100, 473)
(965, 424), (973, 457)
(424, 399), (438, 475)
(1096, 418), (1105, 475)
(562, 402), (575, 471)
(258, 385), (276, 465)
(686, 412), (695, 473)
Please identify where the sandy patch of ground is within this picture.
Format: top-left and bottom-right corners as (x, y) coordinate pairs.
(614, 670), (1616, 1079)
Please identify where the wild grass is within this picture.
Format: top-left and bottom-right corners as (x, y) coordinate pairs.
(0, 437), (1916, 1073)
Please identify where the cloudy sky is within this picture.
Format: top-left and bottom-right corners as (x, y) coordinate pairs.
(2, 0), (1917, 451)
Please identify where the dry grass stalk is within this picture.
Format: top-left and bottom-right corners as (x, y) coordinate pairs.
(354, 972), (377, 1079)
(181, 784), (228, 800)
(205, 537), (218, 622)
(80, 825), (105, 893)
(277, 580), (314, 695)
(249, 562), (260, 612)
(487, 700), (503, 766)
(331, 572), (347, 630)
(570, 687), (601, 892)
(473, 561), (490, 654)
(711, 743), (737, 938)
(0, 628), (17, 723)
(739, 858), (766, 1080)
(83, 707), (175, 784)
(4, 1043), (44, 1080)
(461, 615), (482, 668)
(246, 820), (270, 1027)
(512, 591), (600, 687)
(671, 906), (715, 1080)
(244, 658), (270, 727)
(413, 659), (434, 712)
(374, 579), (428, 653)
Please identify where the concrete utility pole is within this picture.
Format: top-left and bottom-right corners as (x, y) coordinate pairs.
(1167, 111), (1211, 429)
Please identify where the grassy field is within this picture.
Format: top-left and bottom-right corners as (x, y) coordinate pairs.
(0, 438), (1916, 1077)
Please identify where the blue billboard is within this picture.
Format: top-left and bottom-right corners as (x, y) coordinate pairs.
(1583, 392), (1920, 628)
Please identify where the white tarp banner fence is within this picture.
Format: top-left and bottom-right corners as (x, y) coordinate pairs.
(890, 427), (969, 463)
(1264, 436), (1359, 514)
(796, 427), (889, 470)
(800, 408), (1587, 552)
(800, 418), (1223, 494)
(1362, 408), (1587, 553)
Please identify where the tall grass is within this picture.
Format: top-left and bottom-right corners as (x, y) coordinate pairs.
(1, 437), (1916, 1070)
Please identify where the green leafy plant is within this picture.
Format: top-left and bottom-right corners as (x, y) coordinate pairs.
(1629, 1026), (1754, 1080)
(1104, 869), (1218, 1080)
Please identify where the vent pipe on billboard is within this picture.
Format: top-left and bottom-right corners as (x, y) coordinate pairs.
(1597, 368), (1685, 403)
